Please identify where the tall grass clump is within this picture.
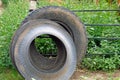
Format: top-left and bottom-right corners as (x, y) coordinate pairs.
(0, 0), (28, 67)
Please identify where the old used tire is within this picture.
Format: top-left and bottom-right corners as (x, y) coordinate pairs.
(21, 6), (87, 64)
(10, 19), (77, 80)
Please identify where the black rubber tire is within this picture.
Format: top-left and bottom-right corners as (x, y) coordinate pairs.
(10, 19), (77, 80)
(21, 6), (87, 65)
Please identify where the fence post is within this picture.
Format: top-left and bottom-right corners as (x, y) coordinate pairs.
(95, 0), (99, 5)
(118, 0), (120, 7)
(29, 0), (37, 12)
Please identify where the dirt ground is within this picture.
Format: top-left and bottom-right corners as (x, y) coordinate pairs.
(70, 69), (120, 80)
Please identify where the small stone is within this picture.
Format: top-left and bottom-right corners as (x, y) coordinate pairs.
(31, 78), (36, 80)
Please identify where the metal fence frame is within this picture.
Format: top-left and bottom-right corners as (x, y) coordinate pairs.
(29, 0), (120, 56)
(73, 9), (120, 56)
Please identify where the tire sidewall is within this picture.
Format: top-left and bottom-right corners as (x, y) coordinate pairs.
(22, 6), (87, 63)
(14, 20), (76, 80)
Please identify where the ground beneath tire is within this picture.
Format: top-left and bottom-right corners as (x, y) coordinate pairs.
(70, 69), (120, 80)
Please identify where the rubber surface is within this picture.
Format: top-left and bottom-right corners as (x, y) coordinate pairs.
(21, 6), (88, 65)
(10, 19), (77, 80)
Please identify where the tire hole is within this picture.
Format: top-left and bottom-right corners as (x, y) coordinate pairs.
(29, 34), (67, 72)
(35, 34), (58, 59)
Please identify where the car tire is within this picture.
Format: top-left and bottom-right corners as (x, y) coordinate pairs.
(10, 19), (77, 80)
(21, 6), (87, 65)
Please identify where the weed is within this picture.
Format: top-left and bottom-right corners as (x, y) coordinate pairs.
(81, 54), (120, 71)
(0, 0), (120, 71)
(0, 0), (28, 67)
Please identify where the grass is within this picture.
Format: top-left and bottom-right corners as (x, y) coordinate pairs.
(0, 67), (24, 80)
(0, 0), (28, 67)
(0, 0), (120, 79)
(0, 67), (120, 80)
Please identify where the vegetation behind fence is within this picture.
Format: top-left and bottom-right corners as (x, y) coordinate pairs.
(0, 0), (120, 71)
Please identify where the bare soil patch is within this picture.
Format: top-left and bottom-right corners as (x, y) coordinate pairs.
(70, 69), (120, 80)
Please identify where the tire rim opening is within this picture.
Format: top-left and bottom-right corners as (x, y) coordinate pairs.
(29, 34), (67, 73)
(35, 34), (58, 58)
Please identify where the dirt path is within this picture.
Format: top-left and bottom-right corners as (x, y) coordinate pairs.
(70, 69), (120, 80)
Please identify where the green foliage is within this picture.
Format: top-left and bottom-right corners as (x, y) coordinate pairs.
(35, 35), (57, 54)
(1, 0), (8, 6)
(74, 0), (120, 71)
(0, 0), (28, 67)
(0, 67), (24, 80)
(82, 39), (120, 71)
(0, 0), (120, 72)
(81, 54), (120, 71)
(1, 0), (25, 7)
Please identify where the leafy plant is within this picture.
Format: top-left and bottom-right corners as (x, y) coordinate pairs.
(81, 54), (120, 71)
(0, 67), (24, 80)
(35, 35), (57, 55)
(0, 0), (28, 67)
(76, 0), (120, 71)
